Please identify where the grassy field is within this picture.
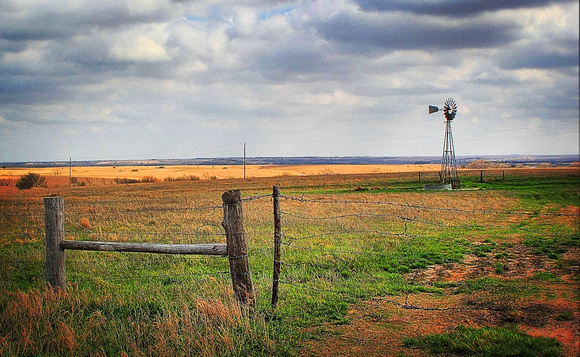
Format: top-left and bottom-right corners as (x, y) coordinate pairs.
(0, 166), (578, 356)
(0, 164), (441, 189)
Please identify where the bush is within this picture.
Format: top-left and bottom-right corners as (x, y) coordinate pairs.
(164, 175), (201, 182)
(114, 178), (140, 184)
(113, 177), (160, 184)
(140, 176), (159, 183)
(15, 173), (47, 190)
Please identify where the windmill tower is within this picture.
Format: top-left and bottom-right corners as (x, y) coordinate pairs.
(429, 98), (461, 189)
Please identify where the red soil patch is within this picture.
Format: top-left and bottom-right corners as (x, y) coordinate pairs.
(302, 246), (580, 357)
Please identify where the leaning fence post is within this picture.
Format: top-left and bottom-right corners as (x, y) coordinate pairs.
(271, 185), (282, 309)
(44, 197), (66, 291)
(222, 190), (255, 308)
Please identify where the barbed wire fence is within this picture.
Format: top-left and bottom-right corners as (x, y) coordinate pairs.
(0, 191), (276, 307)
(1, 184), (578, 315)
(272, 188), (579, 315)
(62, 199), (231, 300)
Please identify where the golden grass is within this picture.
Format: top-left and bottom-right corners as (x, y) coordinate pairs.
(2, 164), (577, 192)
(0, 164), (439, 183)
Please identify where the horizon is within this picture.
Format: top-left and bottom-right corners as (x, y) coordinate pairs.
(1, 1), (578, 162)
(2, 153), (578, 166)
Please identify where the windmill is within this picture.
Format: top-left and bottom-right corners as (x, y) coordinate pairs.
(429, 98), (461, 189)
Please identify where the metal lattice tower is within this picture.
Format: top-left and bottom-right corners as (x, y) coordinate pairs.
(429, 98), (461, 189)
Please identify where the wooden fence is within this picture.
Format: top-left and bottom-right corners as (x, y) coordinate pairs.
(44, 189), (255, 307)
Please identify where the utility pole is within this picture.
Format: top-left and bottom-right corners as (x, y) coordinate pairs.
(69, 158), (72, 187)
(243, 143), (246, 180)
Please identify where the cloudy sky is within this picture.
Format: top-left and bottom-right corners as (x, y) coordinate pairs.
(1, 0), (578, 162)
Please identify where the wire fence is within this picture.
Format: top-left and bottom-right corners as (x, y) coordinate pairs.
(1, 185), (578, 314)
(273, 191), (579, 313)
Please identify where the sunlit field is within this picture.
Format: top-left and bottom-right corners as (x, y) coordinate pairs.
(0, 164), (440, 189)
(1, 166), (578, 356)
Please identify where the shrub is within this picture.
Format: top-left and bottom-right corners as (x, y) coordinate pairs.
(164, 175), (201, 182)
(69, 177), (86, 187)
(114, 178), (139, 184)
(113, 177), (160, 184)
(140, 176), (159, 183)
(15, 173), (47, 190)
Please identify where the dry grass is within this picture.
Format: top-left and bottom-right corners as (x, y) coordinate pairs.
(0, 164), (440, 190)
(0, 287), (277, 356)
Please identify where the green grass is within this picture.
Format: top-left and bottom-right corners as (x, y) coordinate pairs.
(524, 235), (579, 259)
(403, 325), (563, 356)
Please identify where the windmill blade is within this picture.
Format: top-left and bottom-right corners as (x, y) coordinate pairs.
(443, 98), (457, 120)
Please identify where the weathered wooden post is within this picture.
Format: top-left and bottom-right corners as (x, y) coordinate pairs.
(271, 185), (282, 309)
(44, 197), (66, 290)
(222, 190), (255, 308)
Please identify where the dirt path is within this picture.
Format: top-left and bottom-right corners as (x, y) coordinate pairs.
(301, 246), (579, 356)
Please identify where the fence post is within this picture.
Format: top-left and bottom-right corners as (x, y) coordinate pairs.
(222, 190), (255, 308)
(271, 185), (282, 309)
(480, 170), (484, 183)
(44, 197), (66, 290)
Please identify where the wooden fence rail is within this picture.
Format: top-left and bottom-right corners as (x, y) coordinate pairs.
(44, 191), (254, 307)
(60, 241), (227, 255)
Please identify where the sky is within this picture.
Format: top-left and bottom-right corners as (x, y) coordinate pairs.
(0, 0), (578, 162)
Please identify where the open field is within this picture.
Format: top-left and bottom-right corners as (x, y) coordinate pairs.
(0, 164), (440, 189)
(1, 163), (575, 191)
(0, 166), (578, 356)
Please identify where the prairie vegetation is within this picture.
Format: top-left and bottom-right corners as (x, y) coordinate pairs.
(0, 164), (441, 190)
(0, 166), (578, 356)
(14, 172), (46, 190)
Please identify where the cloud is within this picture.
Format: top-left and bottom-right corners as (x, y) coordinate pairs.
(315, 12), (519, 53)
(110, 35), (171, 63)
(353, 0), (578, 17)
(305, 90), (377, 107)
(0, 1), (175, 43)
(499, 47), (579, 70)
(0, 0), (578, 161)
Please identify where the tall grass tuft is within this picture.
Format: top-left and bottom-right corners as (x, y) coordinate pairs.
(0, 287), (283, 356)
